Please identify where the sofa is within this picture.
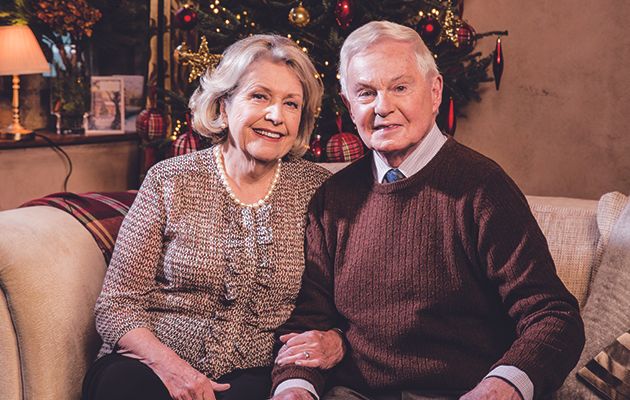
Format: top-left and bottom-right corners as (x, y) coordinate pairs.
(0, 190), (628, 400)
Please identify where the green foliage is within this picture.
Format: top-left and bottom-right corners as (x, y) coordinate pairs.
(50, 70), (90, 115)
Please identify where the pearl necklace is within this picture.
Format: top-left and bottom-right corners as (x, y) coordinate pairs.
(214, 146), (282, 208)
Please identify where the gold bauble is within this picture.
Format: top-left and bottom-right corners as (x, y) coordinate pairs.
(288, 3), (310, 28)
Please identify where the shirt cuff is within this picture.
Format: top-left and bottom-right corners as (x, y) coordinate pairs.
(274, 379), (319, 399)
(484, 365), (534, 400)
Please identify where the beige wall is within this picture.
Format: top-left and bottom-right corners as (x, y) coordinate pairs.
(458, 0), (630, 199)
(0, 141), (138, 210)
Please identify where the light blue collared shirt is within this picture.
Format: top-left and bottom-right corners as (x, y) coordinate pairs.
(372, 123), (447, 183)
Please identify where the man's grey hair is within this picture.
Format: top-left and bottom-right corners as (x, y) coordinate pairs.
(338, 20), (440, 97)
(189, 34), (323, 157)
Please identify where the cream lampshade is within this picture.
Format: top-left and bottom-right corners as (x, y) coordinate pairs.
(0, 24), (50, 141)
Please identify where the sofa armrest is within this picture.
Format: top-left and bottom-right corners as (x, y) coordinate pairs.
(0, 206), (107, 400)
(0, 287), (20, 399)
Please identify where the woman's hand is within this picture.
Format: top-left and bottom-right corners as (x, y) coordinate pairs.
(149, 351), (230, 400)
(275, 329), (345, 369)
(117, 327), (230, 400)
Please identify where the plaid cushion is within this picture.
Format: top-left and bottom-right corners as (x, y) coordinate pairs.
(171, 130), (213, 157)
(577, 331), (630, 399)
(325, 132), (365, 162)
(20, 191), (137, 263)
(172, 129), (201, 156)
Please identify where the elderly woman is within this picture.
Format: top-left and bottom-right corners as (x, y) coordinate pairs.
(82, 35), (344, 400)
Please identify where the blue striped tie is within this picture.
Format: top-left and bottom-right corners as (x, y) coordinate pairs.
(383, 168), (405, 183)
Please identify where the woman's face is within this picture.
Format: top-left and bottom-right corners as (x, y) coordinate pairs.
(222, 59), (304, 164)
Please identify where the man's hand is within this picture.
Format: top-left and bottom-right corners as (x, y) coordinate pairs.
(275, 329), (345, 369)
(459, 377), (522, 400)
(148, 350), (230, 400)
(270, 387), (314, 400)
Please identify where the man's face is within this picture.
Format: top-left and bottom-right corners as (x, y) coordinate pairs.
(342, 39), (443, 167)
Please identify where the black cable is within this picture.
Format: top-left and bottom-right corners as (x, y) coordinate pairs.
(34, 133), (73, 192)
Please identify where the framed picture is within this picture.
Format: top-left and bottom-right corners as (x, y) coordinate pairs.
(113, 75), (145, 132)
(86, 76), (125, 135)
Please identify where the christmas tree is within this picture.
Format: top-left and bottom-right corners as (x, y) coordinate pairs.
(171, 0), (507, 161)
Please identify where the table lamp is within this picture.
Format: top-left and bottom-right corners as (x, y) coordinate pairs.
(0, 24), (50, 141)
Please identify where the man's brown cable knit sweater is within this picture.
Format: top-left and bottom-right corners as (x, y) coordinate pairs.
(272, 139), (584, 399)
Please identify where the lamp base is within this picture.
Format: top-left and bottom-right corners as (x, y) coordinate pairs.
(0, 123), (34, 141)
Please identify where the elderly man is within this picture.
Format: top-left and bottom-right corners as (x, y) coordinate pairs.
(271, 21), (584, 400)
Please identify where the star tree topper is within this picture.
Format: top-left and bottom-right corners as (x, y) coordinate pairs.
(175, 36), (222, 83)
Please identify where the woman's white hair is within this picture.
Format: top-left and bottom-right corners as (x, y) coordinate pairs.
(339, 20), (439, 97)
(189, 34), (323, 157)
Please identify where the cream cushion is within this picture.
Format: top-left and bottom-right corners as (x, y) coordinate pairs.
(0, 206), (107, 400)
(0, 290), (21, 400)
(527, 196), (600, 306)
(555, 193), (630, 399)
(593, 192), (630, 277)
(526, 193), (629, 306)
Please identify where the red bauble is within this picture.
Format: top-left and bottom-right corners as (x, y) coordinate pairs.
(308, 134), (324, 162)
(456, 22), (476, 54)
(326, 133), (364, 162)
(446, 97), (456, 135)
(335, 0), (353, 29)
(493, 37), (504, 90)
(175, 5), (198, 31)
(417, 16), (442, 45)
(136, 108), (167, 141)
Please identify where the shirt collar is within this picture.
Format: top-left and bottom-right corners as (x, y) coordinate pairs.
(372, 123), (447, 183)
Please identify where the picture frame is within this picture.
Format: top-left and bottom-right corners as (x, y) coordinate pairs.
(86, 76), (125, 135)
(112, 75), (145, 132)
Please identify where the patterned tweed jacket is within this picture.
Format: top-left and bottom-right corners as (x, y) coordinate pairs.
(95, 148), (330, 378)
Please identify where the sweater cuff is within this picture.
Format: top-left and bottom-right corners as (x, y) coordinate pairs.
(485, 365), (534, 400)
(274, 379), (318, 399)
(271, 365), (326, 395)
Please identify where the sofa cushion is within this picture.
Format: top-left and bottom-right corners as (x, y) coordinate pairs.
(555, 194), (630, 399)
(526, 196), (599, 306)
(0, 290), (21, 400)
(593, 192), (630, 279)
(576, 330), (630, 399)
(20, 191), (137, 263)
(0, 206), (108, 400)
